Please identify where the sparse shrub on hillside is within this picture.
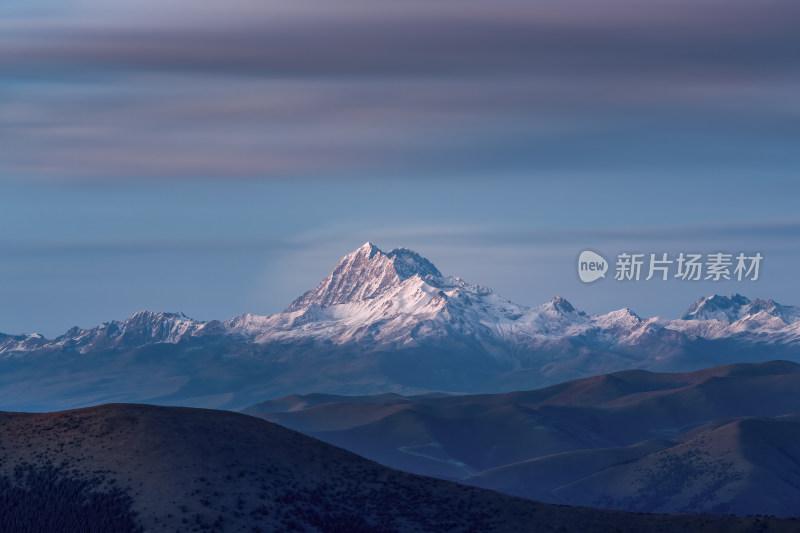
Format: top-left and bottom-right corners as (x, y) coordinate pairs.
(0, 463), (142, 533)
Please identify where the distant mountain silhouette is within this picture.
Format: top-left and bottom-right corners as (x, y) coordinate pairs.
(244, 360), (800, 517)
(3, 404), (793, 532)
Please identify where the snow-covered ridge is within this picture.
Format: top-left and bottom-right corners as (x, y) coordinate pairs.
(284, 242), (442, 312)
(0, 311), (205, 355)
(681, 294), (800, 324)
(2, 244), (800, 355)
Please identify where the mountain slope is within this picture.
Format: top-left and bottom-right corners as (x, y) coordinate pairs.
(3, 404), (793, 533)
(244, 360), (800, 516)
(682, 294), (800, 324)
(286, 243), (442, 312)
(0, 311), (202, 355)
(551, 416), (800, 516)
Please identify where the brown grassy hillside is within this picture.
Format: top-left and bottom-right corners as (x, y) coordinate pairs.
(1, 404), (798, 532)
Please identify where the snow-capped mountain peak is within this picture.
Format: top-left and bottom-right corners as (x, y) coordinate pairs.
(682, 294), (800, 325)
(746, 298), (800, 325)
(682, 294), (752, 322)
(0, 310), (207, 356)
(3, 244), (800, 370)
(544, 296), (580, 316)
(4, 244), (800, 411)
(114, 310), (200, 343)
(285, 243), (443, 312)
(385, 247), (442, 280)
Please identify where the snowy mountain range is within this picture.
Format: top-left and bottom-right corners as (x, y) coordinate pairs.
(4, 242), (800, 354)
(1, 242), (799, 411)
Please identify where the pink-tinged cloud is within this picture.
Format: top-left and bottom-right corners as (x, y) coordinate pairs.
(1, 0), (799, 180)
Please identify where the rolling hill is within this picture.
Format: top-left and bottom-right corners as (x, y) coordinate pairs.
(3, 404), (795, 532)
(244, 360), (800, 516)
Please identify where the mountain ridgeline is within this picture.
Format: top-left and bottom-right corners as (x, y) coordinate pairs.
(286, 244), (442, 312)
(1, 404), (796, 532)
(0, 243), (799, 411)
(244, 360), (800, 517)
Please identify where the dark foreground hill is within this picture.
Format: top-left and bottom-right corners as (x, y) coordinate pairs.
(244, 360), (800, 517)
(0, 404), (796, 532)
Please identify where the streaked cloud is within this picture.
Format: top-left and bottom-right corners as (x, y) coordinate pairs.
(2, 0), (799, 179)
(4, 0), (799, 77)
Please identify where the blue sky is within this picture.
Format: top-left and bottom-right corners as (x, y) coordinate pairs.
(1, 0), (799, 336)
